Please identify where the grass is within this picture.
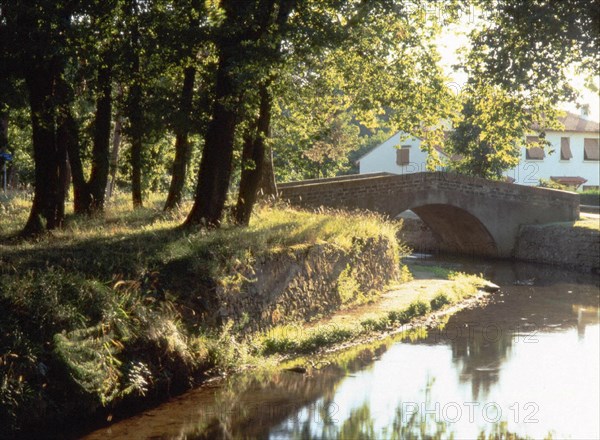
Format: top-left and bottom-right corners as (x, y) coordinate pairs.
(1, 192), (403, 281)
(414, 264), (454, 279)
(547, 215), (600, 232)
(0, 191), (404, 436)
(0, 191), (488, 437)
(573, 215), (600, 231)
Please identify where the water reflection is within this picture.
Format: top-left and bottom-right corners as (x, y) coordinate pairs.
(82, 261), (600, 440)
(271, 301), (599, 439)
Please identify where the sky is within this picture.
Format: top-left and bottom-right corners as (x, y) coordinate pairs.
(434, 6), (600, 122)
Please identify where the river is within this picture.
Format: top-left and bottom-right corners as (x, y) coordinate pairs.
(82, 257), (599, 440)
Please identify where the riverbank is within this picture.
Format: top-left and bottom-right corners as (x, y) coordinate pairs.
(0, 194), (495, 439)
(258, 267), (493, 363)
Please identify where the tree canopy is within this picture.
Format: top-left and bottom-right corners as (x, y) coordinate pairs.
(1, 0), (598, 232)
(448, 0), (600, 178)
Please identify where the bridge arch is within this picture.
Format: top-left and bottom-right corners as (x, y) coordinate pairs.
(278, 172), (580, 257)
(401, 204), (498, 256)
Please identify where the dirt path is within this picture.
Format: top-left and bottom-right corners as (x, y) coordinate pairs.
(306, 278), (455, 330)
(305, 264), (478, 331)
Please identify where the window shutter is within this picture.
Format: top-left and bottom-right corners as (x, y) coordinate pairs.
(526, 136), (545, 160)
(560, 137), (572, 160)
(584, 138), (599, 161)
(396, 146), (410, 165)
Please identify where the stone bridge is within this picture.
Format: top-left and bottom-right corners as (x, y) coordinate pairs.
(278, 172), (580, 257)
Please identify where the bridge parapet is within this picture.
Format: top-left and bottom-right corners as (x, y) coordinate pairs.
(280, 172), (579, 216)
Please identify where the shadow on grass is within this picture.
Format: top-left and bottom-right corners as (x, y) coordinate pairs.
(1, 227), (183, 279)
(0, 215), (319, 287)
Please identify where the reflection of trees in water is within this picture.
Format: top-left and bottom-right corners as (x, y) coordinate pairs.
(191, 370), (342, 439)
(431, 282), (599, 400)
(446, 321), (513, 400)
(187, 345), (389, 439)
(270, 389), (535, 440)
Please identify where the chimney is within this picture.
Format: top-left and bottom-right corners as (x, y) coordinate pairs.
(580, 105), (591, 120)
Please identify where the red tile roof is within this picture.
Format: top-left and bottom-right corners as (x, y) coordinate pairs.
(533, 111), (600, 132)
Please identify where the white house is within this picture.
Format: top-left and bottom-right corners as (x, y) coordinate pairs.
(357, 112), (600, 189)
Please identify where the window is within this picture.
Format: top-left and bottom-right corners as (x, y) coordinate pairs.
(560, 137), (572, 160)
(584, 138), (599, 161)
(396, 146), (410, 165)
(525, 136), (545, 160)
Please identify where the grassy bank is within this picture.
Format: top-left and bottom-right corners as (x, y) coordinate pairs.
(0, 192), (491, 438)
(0, 192), (404, 436)
(256, 269), (486, 358)
(574, 214), (600, 231)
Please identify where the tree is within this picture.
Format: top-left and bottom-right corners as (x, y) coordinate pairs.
(469, 0), (598, 100)
(232, 82), (273, 225)
(185, 0), (296, 227)
(163, 66), (197, 210)
(66, 0), (121, 214)
(1, 1), (80, 235)
(122, 0), (145, 208)
(161, 0), (211, 211)
(189, 0), (458, 228)
(447, 83), (529, 179)
(450, 0), (600, 177)
(269, 1), (456, 181)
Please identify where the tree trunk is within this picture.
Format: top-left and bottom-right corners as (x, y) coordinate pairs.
(62, 152), (72, 200)
(66, 58), (113, 215)
(106, 115), (122, 200)
(0, 108), (8, 151)
(233, 83), (272, 225)
(129, 78), (143, 209)
(184, 52), (239, 227)
(87, 60), (112, 212)
(62, 109), (91, 213)
(0, 108), (8, 191)
(106, 85), (123, 200)
(127, 4), (143, 209)
(259, 143), (277, 196)
(22, 69), (65, 235)
(164, 66), (196, 211)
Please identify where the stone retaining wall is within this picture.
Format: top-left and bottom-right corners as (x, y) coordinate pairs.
(515, 224), (600, 273)
(215, 237), (400, 331)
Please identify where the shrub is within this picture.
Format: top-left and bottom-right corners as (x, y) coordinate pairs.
(580, 189), (600, 206)
(405, 300), (431, 318)
(538, 178), (569, 190)
(337, 265), (361, 305)
(430, 292), (451, 311)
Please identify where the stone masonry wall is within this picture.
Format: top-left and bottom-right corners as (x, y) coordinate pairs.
(397, 217), (444, 254)
(215, 237), (400, 331)
(515, 224), (600, 273)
